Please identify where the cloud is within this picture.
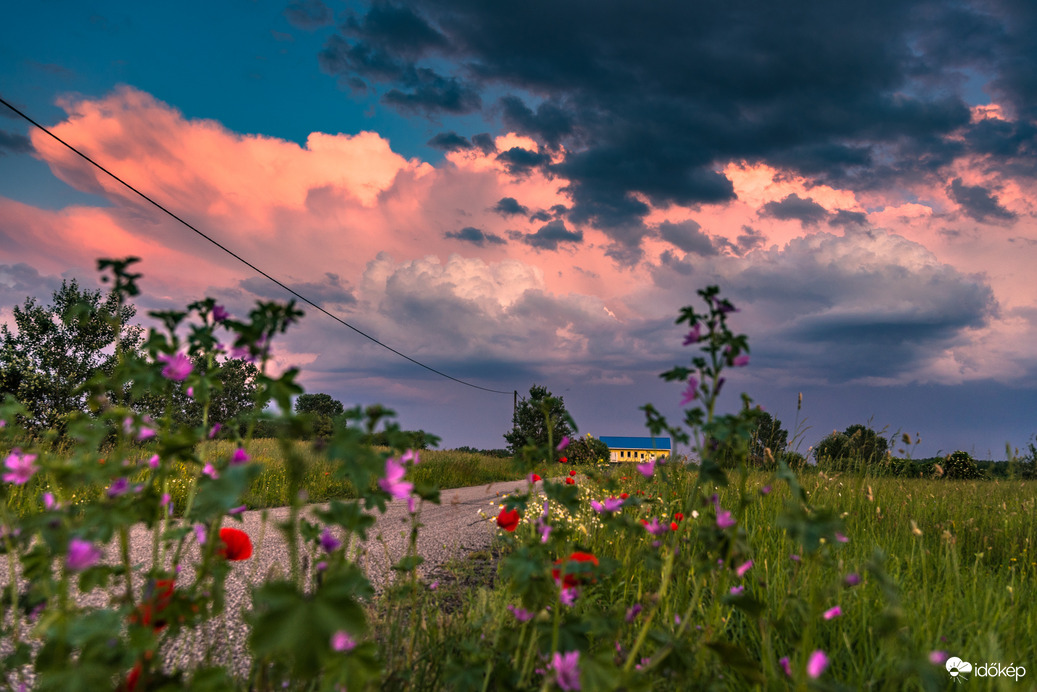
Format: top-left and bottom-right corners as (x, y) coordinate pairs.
(240, 272), (356, 307)
(517, 220), (583, 251)
(656, 219), (717, 255)
(427, 131), (472, 151)
(947, 177), (1016, 221)
(0, 131), (32, 156)
(496, 147), (550, 174)
(444, 226), (506, 246)
(312, 2), (1034, 247)
(760, 193), (830, 226)
(730, 230), (997, 383)
(284, 0), (333, 30)
(492, 197), (528, 216)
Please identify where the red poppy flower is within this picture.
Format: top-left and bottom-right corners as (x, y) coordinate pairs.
(218, 527), (253, 560)
(565, 477), (575, 485)
(552, 551), (599, 589)
(531, 473), (542, 482)
(559, 457), (568, 463)
(674, 512), (685, 522)
(670, 521), (679, 531)
(568, 469), (576, 477)
(496, 507), (521, 532)
(129, 578), (176, 630)
(620, 492), (629, 499)
(121, 662), (142, 692)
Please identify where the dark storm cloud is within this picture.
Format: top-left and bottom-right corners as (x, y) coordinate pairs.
(947, 178), (1016, 221)
(830, 210), (869, 227)
(518, 220), (583, 251)
(0, 263), (63, 307)
(730, 232), (997, 382)
(761, 194), (831, 226)
(444, 226), (505, 246)
(316, 2), (1031, 245)
(470, 133), (496, 154)
(284, 0), (333, 30)
(495, 147), (550, 174)
(528, 210), (551, 222)
(0, 131), (32, 156)
(240, 273), (356, 306)
(492, 197), (528, 216)
(427, 131), (472, 151)
(656, 220), (716, 256)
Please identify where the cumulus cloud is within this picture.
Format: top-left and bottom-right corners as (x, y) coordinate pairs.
(656, 220), (716, 255)
(492, 197), (529, 216)
(760, 193), (830, 226)
(947, 177), (1016, 221)
(240, 272), (356, 307)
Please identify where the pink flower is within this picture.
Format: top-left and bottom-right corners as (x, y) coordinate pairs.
(556, 436), (570, 451)
(625, 603), (642, 622)
(208, 424), (222, 439)
(844, 572), (861, 586)
(823, 605), (842, 620)
(157, 352), (192, 381)
(729, 585), (744, 595)
(212, 305), (230, 323)
(560, 587), (578, 606)
(194, 524), (207, 545)
(682, 324), (702, 345)
(806, 650), (829, 678)
(735, 560), (753, 577)
(230, 447), (250, 465)
(637, 457), (656, 479)
(186, 386), (194, 398)
(929, 650), (949, 665)
(401, 449), (421, 465)
(732, 354), (750, 367)
(229, 505), (247, 514)
(590, 497), (624, 513)
(148, 454), (161, 469)
(331, 631), (356, 652)
(778, 656), (792, 677)
(508, 605), (534, 622)
(137, 426), (156, 441)
(642, 517), (668, 536)
(379, 456), (413, 501)
(67, 538), (101, 571)
(108, 477), (129, 498)
(552, 651), (581, 691)
(43, 492), (56, 510)
(3, 450), (37, 485)
(716, 510), (736, 529)
(835, 532), (849, 543)
(679, 378), (698, 406)
(320, 528), (341, 553)
(202, 463), (219, 479)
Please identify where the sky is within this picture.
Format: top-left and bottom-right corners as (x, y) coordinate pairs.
(1, 0), (1036, 458)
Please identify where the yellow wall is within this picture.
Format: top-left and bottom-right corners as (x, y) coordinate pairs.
(609, 449), (670, 462)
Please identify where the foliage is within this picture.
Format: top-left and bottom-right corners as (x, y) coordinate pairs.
(748, 410), (788, 467)
(136, 354), (260, 430)
(814, 423), (890, 472)
(563, 433), (611, 465)
(295, 392), (345, 418)
(942, 450), (983, 480)
(502, 384), (574, 455)
(0, 278), (143, 433)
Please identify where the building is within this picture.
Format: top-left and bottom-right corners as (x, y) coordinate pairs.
(599, 436), (671, 463)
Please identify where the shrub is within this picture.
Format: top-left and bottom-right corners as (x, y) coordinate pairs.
(814, 424), (889, 472)
(942, 450), (983, 479)
(564, 434), (611, 465)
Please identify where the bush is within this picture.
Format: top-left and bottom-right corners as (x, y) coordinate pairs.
(564, 434), (611, 465)
(814, 424), (889, 472)
(942, 450), (983, 479)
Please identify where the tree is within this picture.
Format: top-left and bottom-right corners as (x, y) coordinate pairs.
(0, 280), (142, 432)
(136, 355), (261, 431)
(295, 393), (344, 418)
(295, 392), (346, 439)
(749, 411), (789, 465)
(503, 384), (574, 455)
(814, 423), (889, 471)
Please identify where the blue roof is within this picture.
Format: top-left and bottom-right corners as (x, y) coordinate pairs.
(600, 436), (671, 451)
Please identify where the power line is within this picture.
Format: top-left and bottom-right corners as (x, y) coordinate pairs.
(0, 95), (511, 395)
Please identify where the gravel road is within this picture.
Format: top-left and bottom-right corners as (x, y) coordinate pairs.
(2, 478), (534, 683)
